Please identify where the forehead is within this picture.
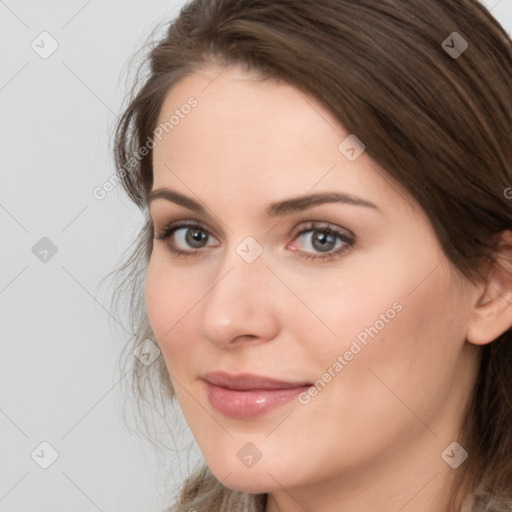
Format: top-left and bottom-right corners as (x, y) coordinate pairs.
(154, 66), (343, 165)
(151, 66), (413, 221)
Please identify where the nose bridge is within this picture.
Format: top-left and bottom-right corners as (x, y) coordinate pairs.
(198, 237), (279, 346)
(211, 234), (271, 301)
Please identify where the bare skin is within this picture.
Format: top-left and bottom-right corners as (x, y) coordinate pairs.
(145, 65), (512, 512)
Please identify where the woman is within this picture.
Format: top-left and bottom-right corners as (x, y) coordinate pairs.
(111, 0), (512, 510)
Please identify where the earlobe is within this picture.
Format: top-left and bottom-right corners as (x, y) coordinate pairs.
(466, 230), (512, 346)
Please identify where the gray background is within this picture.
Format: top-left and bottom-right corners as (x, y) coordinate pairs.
(0, 0), (511, 510)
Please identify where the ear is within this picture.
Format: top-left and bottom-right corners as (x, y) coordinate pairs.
(466, 230), (512, 346)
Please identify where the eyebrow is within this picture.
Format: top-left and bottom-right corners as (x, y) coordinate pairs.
(147, 188), (380, 217)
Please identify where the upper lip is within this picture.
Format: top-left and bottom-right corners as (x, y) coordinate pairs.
(202, 371), (311, 390)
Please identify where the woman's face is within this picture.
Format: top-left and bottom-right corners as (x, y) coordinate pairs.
(146, 65), (481, 500)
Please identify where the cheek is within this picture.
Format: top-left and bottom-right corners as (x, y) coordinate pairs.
(145, 254), (197, 367)
(145, 256), (173, 339)
(323, 264), (464, 435)
(297, 239), (461, 406)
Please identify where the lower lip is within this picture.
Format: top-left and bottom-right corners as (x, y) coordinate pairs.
(204, 381), (311, 419)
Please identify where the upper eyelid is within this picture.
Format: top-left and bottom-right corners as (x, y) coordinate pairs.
(167, 220), (220, 242)
(154, 218), (220, 239)
(149, 202), (359, 235)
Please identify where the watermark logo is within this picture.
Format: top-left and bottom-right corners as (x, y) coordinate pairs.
(31, 441), (59, 469)
(237, 442), (263, 468)
(442, 32), (468, 59)
(338, 134), (365, 162)
(236, 236), (263, 263)
(32, 237), (58, 263)
(441, 442), (468, 469)
(134, 338), (161, 366)
(31, 32), (59, 59)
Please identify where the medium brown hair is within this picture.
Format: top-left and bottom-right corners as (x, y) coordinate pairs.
(111, 1), (512, 510)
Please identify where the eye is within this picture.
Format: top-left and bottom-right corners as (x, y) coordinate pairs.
(154, 220), (218, 257)
(154, 220), (355, 261)
(288, 222), (354, 261)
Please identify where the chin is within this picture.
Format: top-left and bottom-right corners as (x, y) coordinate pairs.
(207, 462), (283, 494)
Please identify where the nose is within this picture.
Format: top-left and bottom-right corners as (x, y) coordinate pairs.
(198, 249), (281, 348)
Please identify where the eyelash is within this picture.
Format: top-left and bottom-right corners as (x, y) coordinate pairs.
(153, 220), (355, 261)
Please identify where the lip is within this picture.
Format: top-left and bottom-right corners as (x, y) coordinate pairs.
(201, 371), (312, 419)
